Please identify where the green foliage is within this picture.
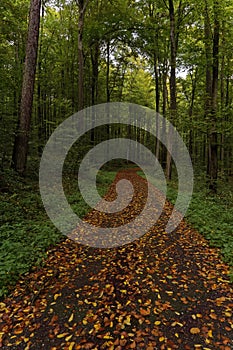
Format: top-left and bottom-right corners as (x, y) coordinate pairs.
(0, 168), (116, 297)
(64, 170), (116, 217)
(137, 168), (233, 280)
(165, 176), (233, 280)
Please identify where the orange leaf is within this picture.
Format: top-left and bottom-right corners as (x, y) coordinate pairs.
(140, 308), (150, 316)
(190, 327), (200, 334)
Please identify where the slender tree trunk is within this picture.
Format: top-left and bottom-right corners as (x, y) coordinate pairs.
(161, 60), (168, 168)
(90, 40), (99, 143)
(220, 35), (225, 174)
(105, 39), (110, 155)
(76, 0), (90, 111)
(204, 0), (213, 179)
(153, 51), (160, 160)
(208, 0), (220, 193)
(12, 0), (41, 174)
(37, 4), (45, 156)
(188, 69), (198, 158)
(106, 40), (111, 103)
(166, 0), (177, 180)
(78, 9), (84, 111)
(91, 41), (99, 106)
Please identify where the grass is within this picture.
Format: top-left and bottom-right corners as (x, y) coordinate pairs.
(0, 168), (116, 297)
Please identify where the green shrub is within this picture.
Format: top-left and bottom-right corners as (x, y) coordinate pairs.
(0, 168), (116, 297)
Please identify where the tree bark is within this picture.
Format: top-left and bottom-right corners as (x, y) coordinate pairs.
(77, 0), (90, 111)
(208, 0), (220, 193)
(12, 0), (41, 174)
(166, 0), (177, 180)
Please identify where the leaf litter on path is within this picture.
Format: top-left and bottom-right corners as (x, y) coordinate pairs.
(0, 169), (232, 349)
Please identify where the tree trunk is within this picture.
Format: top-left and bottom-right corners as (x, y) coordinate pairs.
(204, 0), (213, 178)
(208, 0), (220, 193)
(77, 0), (90, 111)
(188, 69), (198, 158)
(161, 60), (168, 168)
(78, 8), (84, 111)
(106, 40), (111, 103)
(12, 0), (41, 174)
(90, 40), (99, 143)
(153, 51), (160, 161)
(166, 0), (177, 180)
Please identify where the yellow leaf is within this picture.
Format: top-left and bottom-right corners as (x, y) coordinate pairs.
(190, 327), (200, 334)
(103, 334), (113, 339)
(0, 302), (6, 310)
(208, 330), (213, 338)
(65, 334), (73, 342)
(54, 293), (61, 301)
(57, 333), (69, 338)
(166, 291), (173, 296)
(154, 321), (161, 325)
(82, 319), (88, 325)
(124, 315), (131, 325)
(120, 290), (127, 294)
(94, 322), (101, 330)
(68, 342), (75, 350)
(68, 313), (74, 322)
(159, 336), (165, 342)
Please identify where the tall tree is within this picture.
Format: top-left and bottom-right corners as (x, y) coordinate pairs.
(12, 0), (41, 173)
(76, 0), (90, 111)
(208, 0), (220, 193)
(166, 0), (177, 180)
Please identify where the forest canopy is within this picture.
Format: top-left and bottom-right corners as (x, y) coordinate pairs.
(0, 0), (233, 189)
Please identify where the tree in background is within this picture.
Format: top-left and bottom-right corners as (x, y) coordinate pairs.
(12, 0), (41, 174)
(0, 0), (232, 190)
(75, 0), (90, 111)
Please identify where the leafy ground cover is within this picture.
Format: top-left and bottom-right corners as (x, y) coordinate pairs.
(0, 169), (116, 297)
(0, 168), (232, 349)
(137, 170), (233, 281)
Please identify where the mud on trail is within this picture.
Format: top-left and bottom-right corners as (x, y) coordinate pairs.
(0, 169), (232, 349)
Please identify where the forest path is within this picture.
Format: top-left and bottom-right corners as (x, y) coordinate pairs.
(1, 168), (233, 349)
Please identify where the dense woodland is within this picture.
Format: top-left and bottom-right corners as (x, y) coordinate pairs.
(1, 0), (232, 190)
(0, 0), (233, 296)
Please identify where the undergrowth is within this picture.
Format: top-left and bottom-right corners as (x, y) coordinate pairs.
(0, 168), (116, 297)
(1, 164), (232, 298)
(139, 170), (233, 282)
